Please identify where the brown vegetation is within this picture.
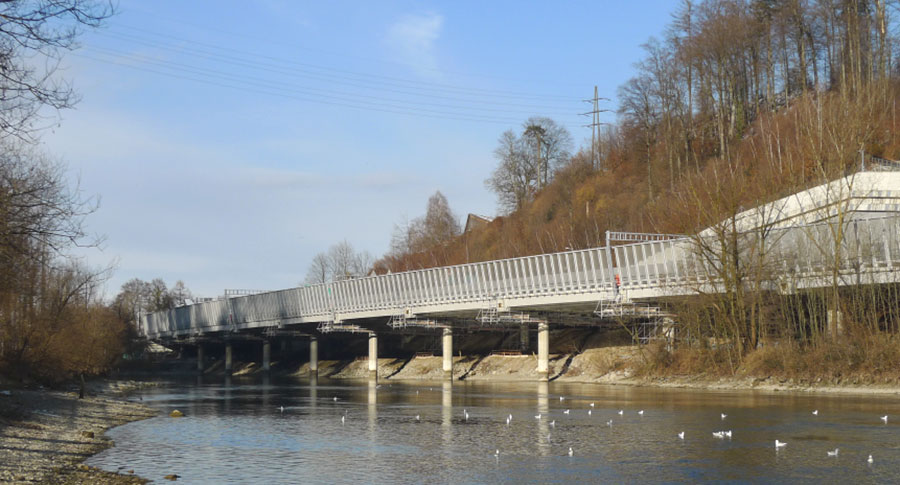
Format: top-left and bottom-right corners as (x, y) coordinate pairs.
(381, 0), (900, 382)
(0, 2), (132, 386)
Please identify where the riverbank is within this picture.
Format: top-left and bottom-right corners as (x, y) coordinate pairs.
(0, 380), (157, 484)
(145, 339), (900, 397)
(278, 344), (900, 396)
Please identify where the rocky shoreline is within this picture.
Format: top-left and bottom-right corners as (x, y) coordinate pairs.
(0, 381), (156, 484)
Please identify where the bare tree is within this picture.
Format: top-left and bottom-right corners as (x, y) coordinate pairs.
(328, 240), (357, 280)
(487, 130), (536, 213)
(0, 1), (113, 141)
(420, 191), (461, 246)
(305, 252), (331, 284)
(169, 280), (192, 306)
(306, 240), (373, 283)
(487, 119), (572, 213)
(522, 116), (573, 187)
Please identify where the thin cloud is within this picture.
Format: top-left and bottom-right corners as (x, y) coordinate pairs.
(385, 12), (443, 78)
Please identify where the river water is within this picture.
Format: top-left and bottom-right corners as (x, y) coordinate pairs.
(87, 377), (900, 484)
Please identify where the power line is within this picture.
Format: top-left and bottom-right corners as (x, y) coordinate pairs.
(82, 42), (580, 118)
(99, 24), (582, 103)
(73, 51), (564, 125)
(79, 47), (583, 123)
(113, 7), (587, 95)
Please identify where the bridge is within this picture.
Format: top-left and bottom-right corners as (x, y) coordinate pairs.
(140, 170), (900, 381)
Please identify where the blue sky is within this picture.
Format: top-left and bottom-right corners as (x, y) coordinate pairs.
(40, 0), (677, 298)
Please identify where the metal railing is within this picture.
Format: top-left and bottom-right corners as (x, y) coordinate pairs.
(141, 216), (900, 339)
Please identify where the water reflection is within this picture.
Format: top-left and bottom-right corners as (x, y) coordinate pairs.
(88, 379), (900, 484)
(536, 381), (549, 456)
(441, 380), (452, 446)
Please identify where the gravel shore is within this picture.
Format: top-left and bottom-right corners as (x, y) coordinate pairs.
(0, 382), (156, 484)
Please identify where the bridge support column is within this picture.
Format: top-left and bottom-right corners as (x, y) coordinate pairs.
(197, 344), (205, 372)
(537, 322), (549, 382)
(368, 333), (378, 379)
(309, 337), (318, 377)
(442, 328), (453, 379)
(262, 340), (271, 372)
(225, 343), (233, 374)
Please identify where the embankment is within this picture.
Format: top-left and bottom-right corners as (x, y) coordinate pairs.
(0, 380), (156, 484)
(145, 326), (900, 396)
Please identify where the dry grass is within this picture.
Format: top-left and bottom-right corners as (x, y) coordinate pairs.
(643, 332), (900, 385)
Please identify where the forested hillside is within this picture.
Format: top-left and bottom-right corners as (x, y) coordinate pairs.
(380, 0), (900, 272)
(375, 0), (900, 379)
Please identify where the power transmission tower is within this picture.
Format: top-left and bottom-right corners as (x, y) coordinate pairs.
(581, 86), (610, 170)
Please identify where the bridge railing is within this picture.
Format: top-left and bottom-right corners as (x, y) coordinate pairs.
(139, 216), (900, 339)
(140, 246), (617, 338)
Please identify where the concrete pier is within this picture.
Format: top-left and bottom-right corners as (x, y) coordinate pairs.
(368, 333), (378, 379)
(197, 344), (204, 372)
(537, 322), (549, 382)
(309, 337), (318, 377)
(262, 340), (271, 371)
(225, 343), (233, 374)
(442, 328), (453, 379)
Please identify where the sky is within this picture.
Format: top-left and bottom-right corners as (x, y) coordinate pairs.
(39, 0), (678, 298)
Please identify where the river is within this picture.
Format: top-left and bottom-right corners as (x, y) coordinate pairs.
(87, 377), (900, 483)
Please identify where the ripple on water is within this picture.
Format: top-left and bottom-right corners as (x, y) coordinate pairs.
(88, 380), (900, 484)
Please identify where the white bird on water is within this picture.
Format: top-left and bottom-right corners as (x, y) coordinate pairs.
(506, 416), (511, 426)
(606, 420), (613, 427)
(868, 454), (874, 464)
(775, 440), (787, 449)
(279, 406), (284, 413)
(415, 415), (420, 421)
(638, 410), (644, 416)
(560, 396), (565, 401)
(464, 410), (469, 421)
(812, 410), (818, 416)
(725, 430), (732, 438)
(568, 447), (574, 457)
(617, 410), (624, 416)
(712, 431), (725, 439)
(590, 402), (595, 408)
(563, 409), (570, 415)
(495, 449), (500, 458)
(341, 415), (345, 425)
(881, 415), (888, 423)
(721, 413), (727, 420)
(535, 413), (542, 420)
(677, 431), (685, 440)
(550, 420), (556, 427)
(588, 410), (592, 416)
(827, 448), (839, 457)
(333, 397), (338, 401)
